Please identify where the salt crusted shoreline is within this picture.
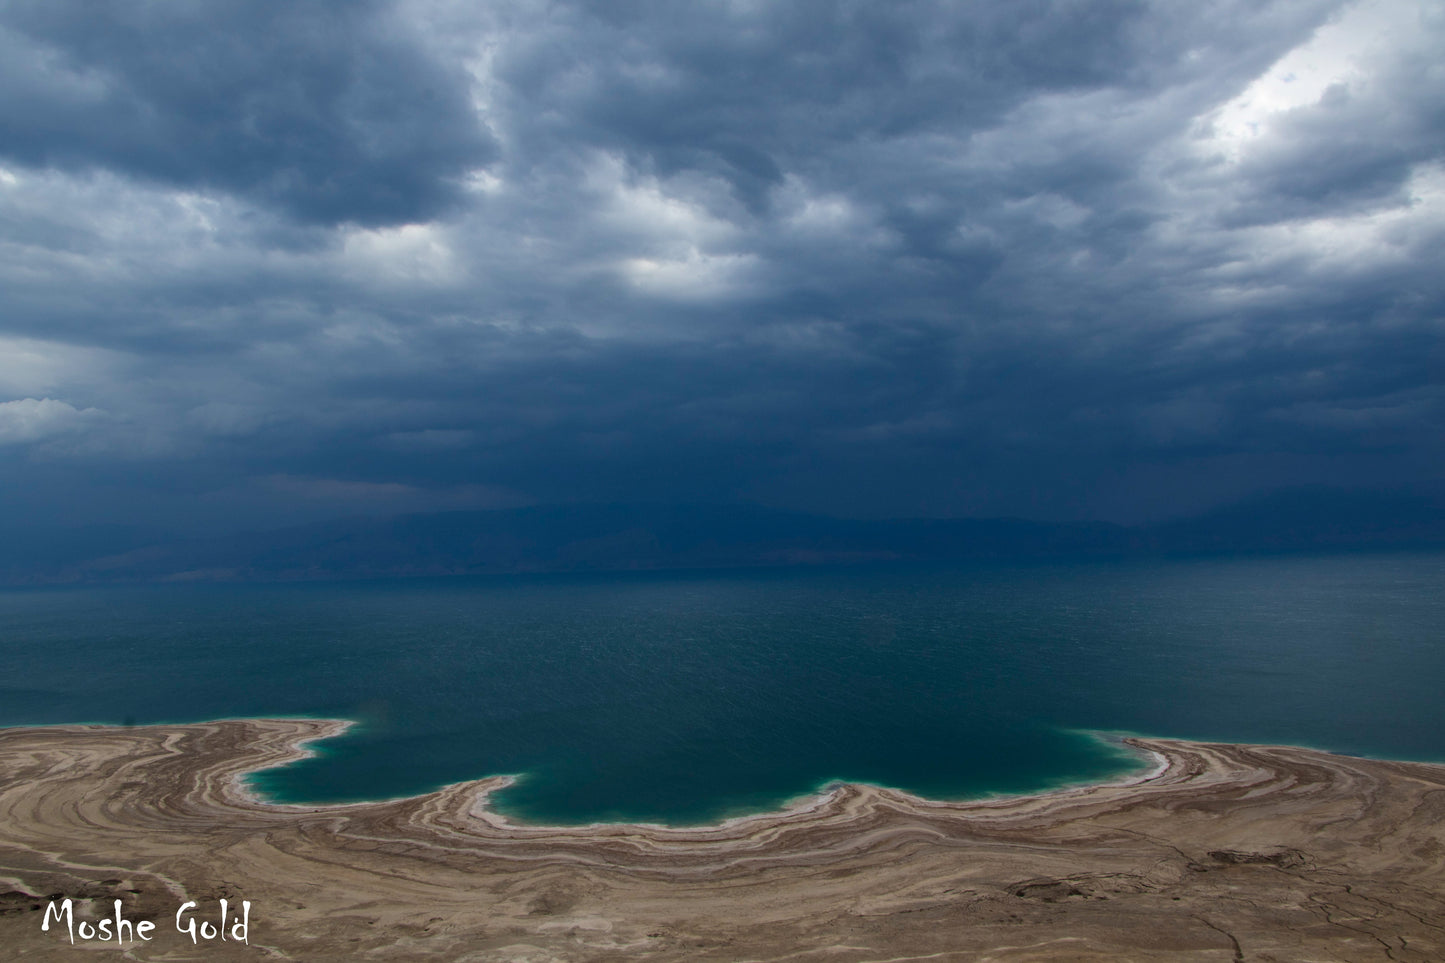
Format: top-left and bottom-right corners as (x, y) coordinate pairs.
(1, 718), (1443, 960)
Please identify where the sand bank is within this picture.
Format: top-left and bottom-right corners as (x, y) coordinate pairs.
(1, 718), (1443, 960)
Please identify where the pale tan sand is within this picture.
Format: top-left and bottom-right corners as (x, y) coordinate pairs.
(1, 719), (1443, 960)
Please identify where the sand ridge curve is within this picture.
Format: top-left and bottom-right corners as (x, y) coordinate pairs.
(1, 718), (1443, 960)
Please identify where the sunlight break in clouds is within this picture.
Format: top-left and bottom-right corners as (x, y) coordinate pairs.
(1202, 0), (1430, 160)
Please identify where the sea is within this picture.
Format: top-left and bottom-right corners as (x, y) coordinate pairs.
(1, 550), (1441, 825)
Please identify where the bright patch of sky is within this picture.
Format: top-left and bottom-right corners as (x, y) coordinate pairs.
(1205, 0), (1428, 160)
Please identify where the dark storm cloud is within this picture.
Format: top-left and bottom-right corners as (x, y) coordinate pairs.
(0, 0), (493, 225)
(1, 0), (1442, 531)
(495, 0), (1148, 211)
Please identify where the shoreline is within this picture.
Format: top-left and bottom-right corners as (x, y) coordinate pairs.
(2, 718), (1443, 960)
(4, 716), (1173, 832)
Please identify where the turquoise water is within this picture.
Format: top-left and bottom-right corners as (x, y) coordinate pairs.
(1, 551), (1442, 824)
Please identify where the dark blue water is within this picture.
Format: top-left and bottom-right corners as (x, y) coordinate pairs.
(1, 552), (1441, 824)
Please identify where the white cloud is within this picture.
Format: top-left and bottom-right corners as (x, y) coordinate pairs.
(620, 248), (759, 301)
(1198, 0), (1434, 162)
(596, 159), (737, 248)
(339, 223), (461, 285)
(0, 397), (106, 445)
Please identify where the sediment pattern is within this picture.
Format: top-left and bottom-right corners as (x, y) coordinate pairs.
(2, 719), (1443, 960)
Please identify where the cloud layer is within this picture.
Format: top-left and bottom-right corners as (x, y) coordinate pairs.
(1, 0), (1441, 531)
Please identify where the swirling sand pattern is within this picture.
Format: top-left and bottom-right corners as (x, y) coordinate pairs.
(1, 719), (1443, 960)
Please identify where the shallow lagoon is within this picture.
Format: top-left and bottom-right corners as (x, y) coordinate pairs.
(1, 550), (1441, 824)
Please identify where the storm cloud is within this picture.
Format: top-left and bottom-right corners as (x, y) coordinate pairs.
(1, 0), (1441, 533)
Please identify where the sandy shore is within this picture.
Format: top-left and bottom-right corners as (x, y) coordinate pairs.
(2, 719), (1443, 960)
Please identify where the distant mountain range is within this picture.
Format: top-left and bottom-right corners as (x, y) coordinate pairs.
(2, 487), (1442, 585)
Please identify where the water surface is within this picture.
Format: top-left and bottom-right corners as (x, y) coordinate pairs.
(1, 551), (1441, 824)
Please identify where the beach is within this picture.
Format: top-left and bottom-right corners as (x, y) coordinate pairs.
(1, 719), (1442, 960)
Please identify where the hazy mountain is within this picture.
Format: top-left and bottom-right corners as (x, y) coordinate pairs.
(1149, 487), (1445, 554)
(2, 488), (1441, 585)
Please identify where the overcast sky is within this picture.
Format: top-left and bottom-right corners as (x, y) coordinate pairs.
(2, 0), (1442, 533)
